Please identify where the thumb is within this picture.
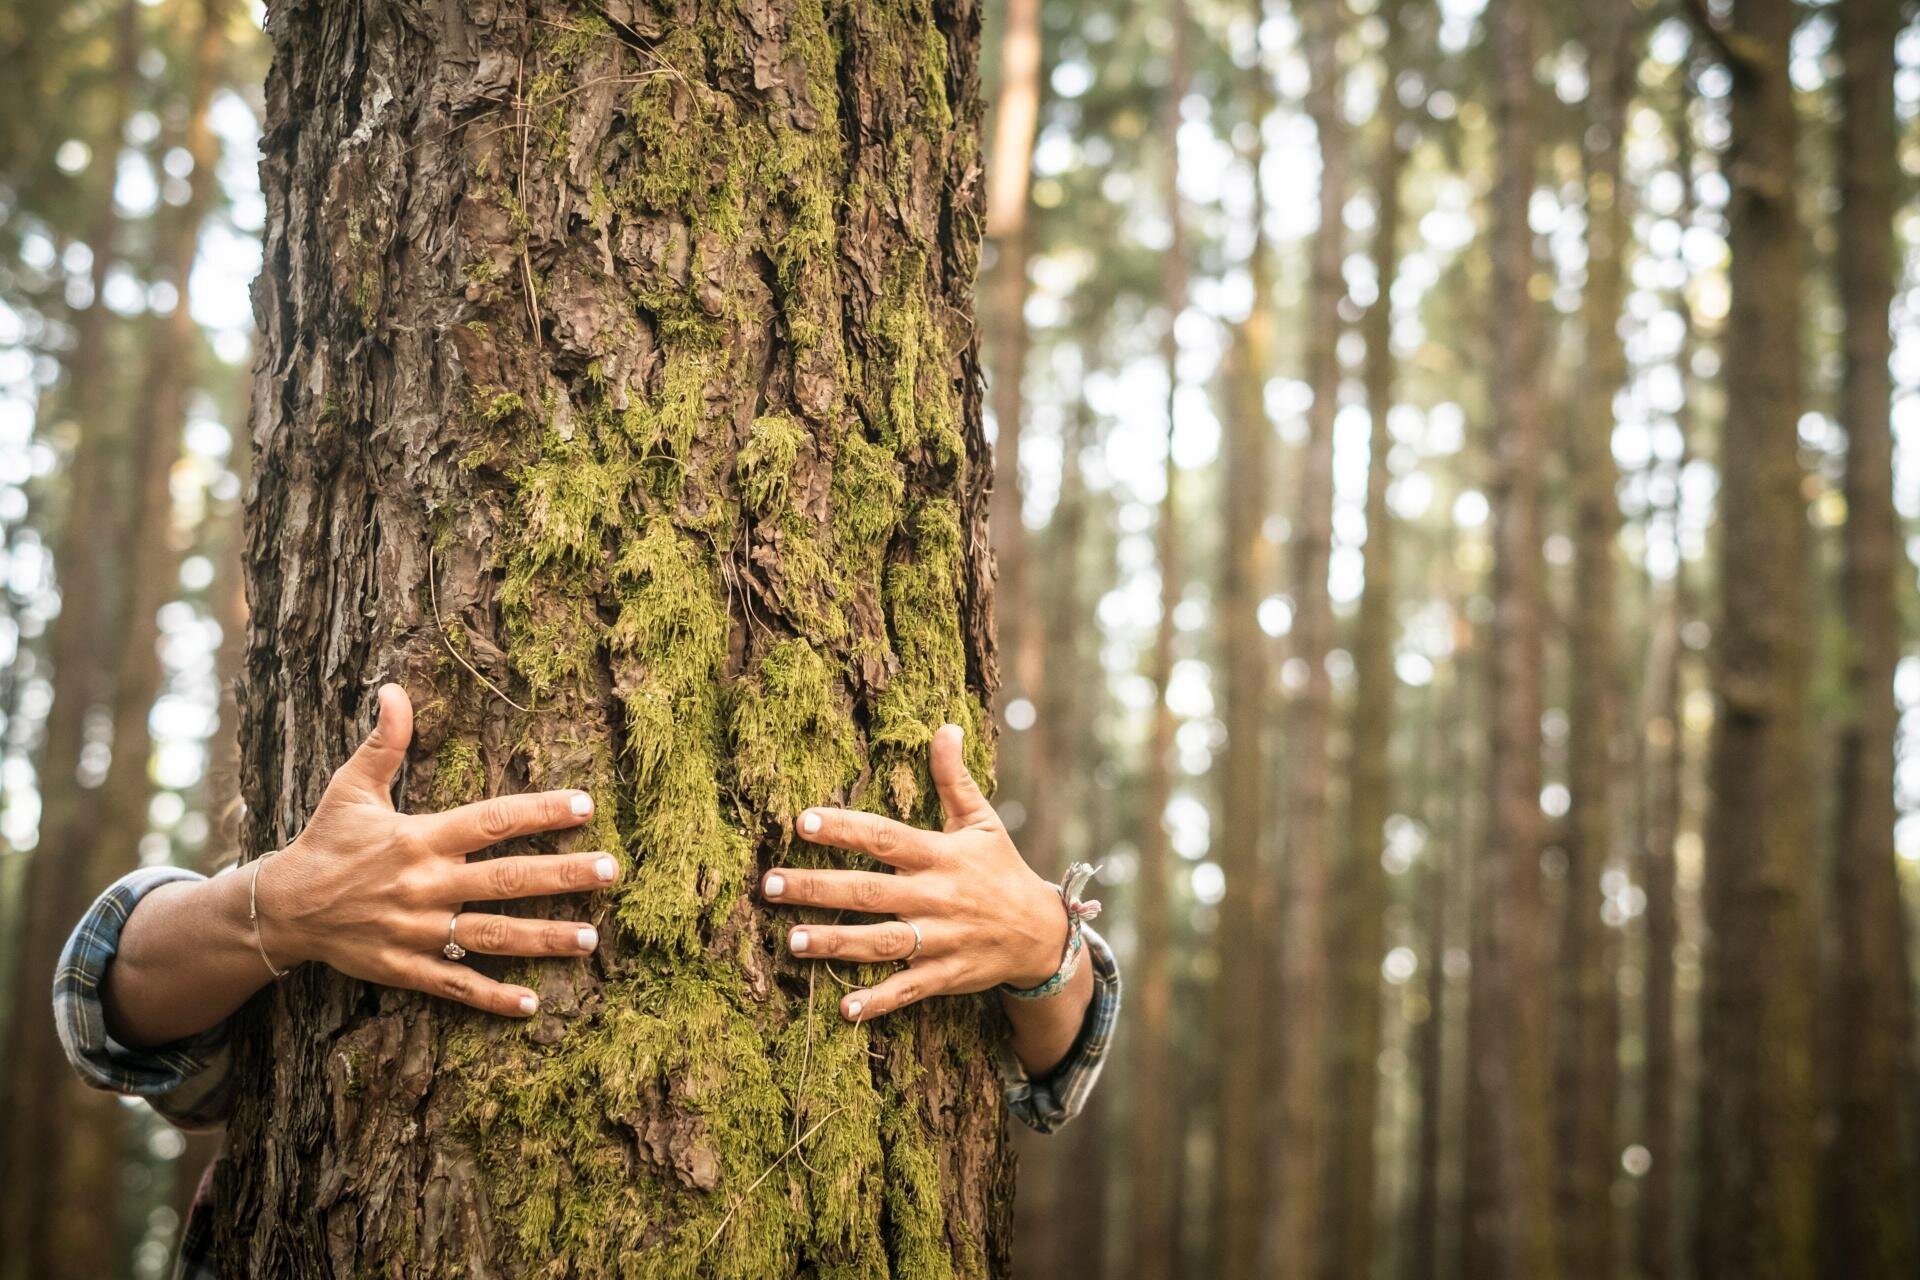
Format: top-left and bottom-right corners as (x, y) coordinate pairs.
(931, 723), (993, 831)
(340, 683), (413, 800)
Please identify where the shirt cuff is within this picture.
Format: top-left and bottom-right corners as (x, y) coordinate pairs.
(54, 865), (234, 1130)
(999, 924), (1121, 1135)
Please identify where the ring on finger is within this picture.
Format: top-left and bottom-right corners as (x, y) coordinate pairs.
(443, 914), (467, 961)
(899, 918), (924, 966)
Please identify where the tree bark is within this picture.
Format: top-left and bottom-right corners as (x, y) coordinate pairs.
(0, 4), (142, 1277)
(1464, 1), (1558, 1275)
(1127, 2), (1186, 1273)
(210, 1), (1013, 1274)
(1274, 4), (1347, 1276)
(1555, 1), (1632, 1274)
(1327, 3), (1405, 1271)
(1822, 2), (1914, 1275)
(1698, 0), (1818, 1274)
(1212, 5), (1274, 1274)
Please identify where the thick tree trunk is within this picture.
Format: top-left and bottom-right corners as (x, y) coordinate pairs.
(1327, 2), (1405, 1271)
(1822, 2), (1914, 1275)
(1273, 8), (1347, 1277)
(1127, 2), (1185, 1272)
(1698, 0), (1818, 1275)
(211, 1), (1012, 1275)
(1212, 6), (1274, 1273)
(0, 4), (141, 1277)
(1465, 1), (1557, 1275)
(1555, 1), (1632, 1273)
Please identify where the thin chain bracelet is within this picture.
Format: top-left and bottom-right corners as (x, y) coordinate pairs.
(249, 850), (291, 980)
(1000, 861), (1102, 1002)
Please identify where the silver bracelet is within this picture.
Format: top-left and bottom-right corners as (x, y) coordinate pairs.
(1000, 862), (1102, 1001)
(249, 851), (290, 980)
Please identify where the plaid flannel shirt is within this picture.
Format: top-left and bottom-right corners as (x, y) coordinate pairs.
(57, 865), (1121, 1278)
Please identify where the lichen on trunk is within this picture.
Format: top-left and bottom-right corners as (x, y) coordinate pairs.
(215, 0), (1011, 1274)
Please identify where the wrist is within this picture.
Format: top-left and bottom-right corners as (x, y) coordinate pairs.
(250, 848), (310, 972)
(1008, 874), (1072, 991)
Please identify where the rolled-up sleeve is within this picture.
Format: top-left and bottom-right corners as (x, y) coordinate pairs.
(54, 865), (234, 1130)
(999, 925), (1120, 1134)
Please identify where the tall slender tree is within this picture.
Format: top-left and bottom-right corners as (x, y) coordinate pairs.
(1464, 0), (1558, 1274)
(1128, 0), (1188, 1273)
(1328, 3), (1409, 1271)
(1694, 0), (1819, 1274)
(1556, 1), (1634, 1273)
(1823, 1), (1914, 1274)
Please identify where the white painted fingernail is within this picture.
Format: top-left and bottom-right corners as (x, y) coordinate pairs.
(518, 994), (538, 1015)
(594, 856), (617, 882)
(799, 811), (822, 835)
(765, 874), (785, 898)
(577, 927), (598, 951)
(570, 794), (594, 817)
(847, 999), (863, 1019)
(791, 929), (810, 953)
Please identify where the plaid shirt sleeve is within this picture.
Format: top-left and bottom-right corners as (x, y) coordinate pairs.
(54, 865), (235, 1131)
(998, 924), (1120, 1135)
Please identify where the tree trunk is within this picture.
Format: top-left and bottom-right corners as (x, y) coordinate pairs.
(1822, 2), (1914, 1275)
(0, 4), (141, 1277)
(1128, 0), (1186, 1272)
(1555, 1), (1631, 1273)
(1465, 1), (1558, 1275)
(1212, 4), (1275, 1273)
(1274, 4), (1347, 1276)
(211, 1), (1013, 1274)
(1328, 1), (1405, 1271)
(1698, 0), (1818, 1274)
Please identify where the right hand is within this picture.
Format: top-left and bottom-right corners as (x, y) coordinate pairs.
(254, 682), (618, 1017)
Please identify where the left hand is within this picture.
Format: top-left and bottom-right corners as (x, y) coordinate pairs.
(759, 723), (1069, 1022)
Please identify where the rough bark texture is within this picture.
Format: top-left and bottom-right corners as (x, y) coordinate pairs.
(1822, 2), (1914, 1274)
(1211, 7), (1273, 1273)
(0, 5), (141, 1276)
(1554, 1), (1631, 1273)
(211, 0), (1014, 1274)
(1326, 2), (1403, 1270)
(1698, 0), (1818, 1275)
(1464, 1), (1557, 1275)
(1126, 2), (1184, 1272)
(1273, 5), (1347, 1277)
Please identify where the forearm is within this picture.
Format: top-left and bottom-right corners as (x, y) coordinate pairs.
(996, 955), (1094, 1078)
(102, 868), (279, 1049)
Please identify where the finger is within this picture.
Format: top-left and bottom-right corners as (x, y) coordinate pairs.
(930, 723), (995, 832)
(445, 851), (621, 903)
(842, 959), (958, 1022)
(339, 683), (414, 800)
(446, 913), (600, 957)
(761, 867), (929, 916)
(409, 789), (596, 855)
(389, 955), (540, 1018)
(788, 919), (939, 964)
(793, 808), (938, 869)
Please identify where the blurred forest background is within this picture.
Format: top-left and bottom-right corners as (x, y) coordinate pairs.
(3, 0), (1920, 1278)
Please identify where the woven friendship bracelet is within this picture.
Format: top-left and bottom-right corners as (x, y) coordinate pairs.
(1001, 861), (1102, 1002)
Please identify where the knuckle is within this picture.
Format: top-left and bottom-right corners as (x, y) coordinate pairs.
(812, 929), (840, 957)
(545, 923), (577, 952)
(893, 978), (920, 1005)
(477, 797), (518, 840)
(888, 923), (915, 954)
(472, 916), (512, 950)
(866, 816), (900, 856)
(851, 877), (886, 911)
(440, 969), (478, 1002)
(486, 858), (530, 898)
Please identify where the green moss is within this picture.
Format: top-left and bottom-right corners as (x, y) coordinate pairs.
(867, 257), (963, 465)
(730, 639), (861, 832)
(428, 737), (487, 809)
(738, 415), (805, 514)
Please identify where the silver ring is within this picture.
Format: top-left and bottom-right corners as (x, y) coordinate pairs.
(443, 914), (467, 961)
(901, 919), (924, 964)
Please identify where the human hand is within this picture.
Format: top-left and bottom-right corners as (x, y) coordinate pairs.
(759, 724), (1070, 1022)
(255, 683), (618, 1017)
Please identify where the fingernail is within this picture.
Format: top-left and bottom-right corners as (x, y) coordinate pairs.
(577, 927), (598, 951)
(790, 929), (809, 953)
(765, 873), (785, 898)
(846, 999), (863, 1019)
(570, 794), (594, 817)
(518, 994), (538, 1015)
(594, 856), (618, 882)
(799, 811), (822, 836)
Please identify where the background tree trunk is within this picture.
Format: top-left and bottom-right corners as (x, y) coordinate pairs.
(1465, 1), (1558, 1275)
(210, 1), (1014, 1274)
(1822, 1), (1914, 1274)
